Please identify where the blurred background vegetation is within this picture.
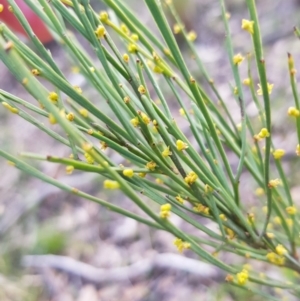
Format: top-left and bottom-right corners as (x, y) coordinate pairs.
(1, 0), (300, 300)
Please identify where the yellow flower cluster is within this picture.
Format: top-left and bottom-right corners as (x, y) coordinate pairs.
(79, 108), (88, 118)
(243, 78), (251, 86)
(48, 91), (58, 103)
(193, 204), (210, 215)
(138, 85), (146, 94)
(95, 25), (106, 38)
(272, 149), (285, 160)
(241, 19), (254, 34)
(130, 116), (140, 127)
(184, 171), (198, 185)
(123, 169), (134, 178)
(175, 195), (184, 204)
(288, 106), (300, 117)
(99, 11), (109, 22)
(296, 144), (300, 156)
(233, 53), (244, 65)
(225, 227), (235, 239)
(257, 82), (273, 95)
(140, 112), (150, 124)
(266, 252), (285, 265)
(236, 269), (249, 285)
(257, 127), (270, 139)
(173, 238), (191, 253)
(176, 139), (188, 151)
(268, 178), (281, 189)
(146, 161), (157, 171)
(66, 165), (74, 175)
(160, 203), (172, 219)
(84, 153), (94, 164)
(187, 30), (197, 42)
(103, 180), (120, 190)
(162, 146), (172, 157)
(66, 112), (75, 121)
(285, 205), (297, 215)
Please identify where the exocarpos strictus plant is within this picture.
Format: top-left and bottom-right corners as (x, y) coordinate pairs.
(0, 0), (300, 299)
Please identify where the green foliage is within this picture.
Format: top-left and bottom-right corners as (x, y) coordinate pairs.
(0, 0), (300, 299)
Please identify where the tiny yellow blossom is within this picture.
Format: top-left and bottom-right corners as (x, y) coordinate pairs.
(127, 43), (137, 53)
(225, 227), (235, 239)
(287, 106), (300, 117)
(155, 178), (164, 184)
(233, 53), (244, 65)
(268, 178), (281, 189)
(84, 152), (94, 164)
(266, 252), (285, 265)
(73, 85), (82, 94)
(233, 86), (238, 95)
(138, 172), (146, 178)
(176, 139), (188, 151)
(255, 187), (265, 196)
(99, 11), (109, 22)
(241, 19), (254, 35)
(79, 108), (88, 117)
(262, 206), (268, 214)
(162, 146), (172, 157)
(272, 149), (285, 160)
(187, 30), (197, 42)
(175, 195), (184, 204)
(286, 206), (297, 215)
(138, 85), (146, 94)
(276, 244), (287, 256)
(258, 127), (270, 139)
(48, 92), (58, 103)
(123, 169), (134, 178)
(273, 216), (282, 225)
(248, 213), (255, 223)
(31, 69), (40, 76)
(296, 144), (300, 156)
(257, 82), (273, 95)
(0, 4), (4, 12)
(219, 214), (227, 221)
(153, 65), (163, 73)
(95, 25), (106, 38)
(236, 269), (249, 285)
(225, 274), (234, 282)
(179, 108), (185, 116)
(103, 180), (120, 190)
(124, 96), (130, 103)
(146, 161), (157, 171)
(173, 238), (191, 253)
(204, 184), (213, 194)
(66, 165), (74, 175)
(123, 53), (130, 63)
(131, 33), (139, 41)
(184, 171), (198, 185)
(66, 112), (75, 121)
(173, 24), (181, 34)
(140, 112), (150, 124)
(286, 218), (293, 227)
(100, 141), (108, 150)
(130, 116), (140, 127)
(160, 203), (172, 219)
(243, 78), (251, 86)
(49, 113), (57, 124)
(120, 23), (130, 35)
(266, 232), (275, 239)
